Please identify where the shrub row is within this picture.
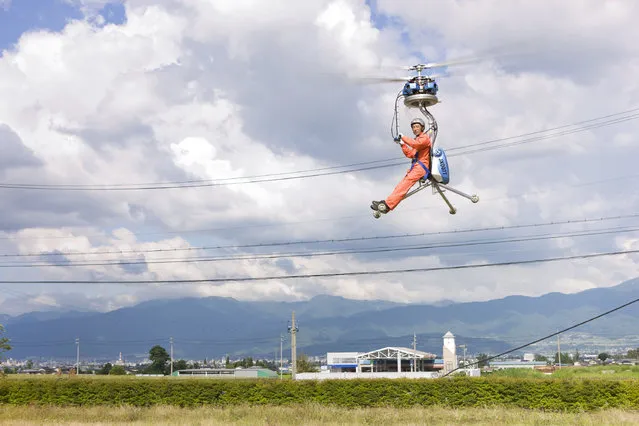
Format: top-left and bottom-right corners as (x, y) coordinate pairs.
(2, 377), (639, 411)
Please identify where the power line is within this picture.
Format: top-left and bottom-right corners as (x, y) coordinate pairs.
(447, 107), (639, 151)
(1, 107), (638, 191)
(450, 113), (639, 156)
(1, 247), (637, 284)
(3, 213), (638, 259)
(2, 224), (637, 268)
(4, 168), (638, 243)
(440, 295), (639, 378)
(0, 161), (405, 191)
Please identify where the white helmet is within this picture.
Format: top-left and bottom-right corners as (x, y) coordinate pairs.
(410, 117), (426, 129)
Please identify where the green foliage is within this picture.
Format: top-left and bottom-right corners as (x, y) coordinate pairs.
(598, 353), (610, 362)
(296, 353), (319, 373)
(534, 354), (548, 363)
(255, 359), (278, 371)
(146, 345), (169, 374)
(0, 325), (11, 358)
(627, 348), (639, 359)
(108, 366), (126, 375)
(172, 360), (188, 372)
(551, 365), (639, 379)
(554, 352), (573, 365)
(2, 376), (639, 411)
(97, 363), (112, 375)
(230, 357), (254, 369)
(476, 353), (489, 367)
(484, 368), (547, 379)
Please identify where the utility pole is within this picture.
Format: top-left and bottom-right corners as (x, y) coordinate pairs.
(170, 337), (174, 376)
(413, 333), (417, 371)
(288, 311), (298, 380)
(458, 344), (467, 369)
(75, 337), (80, 374)
(557, 331), (561, 369)
(280, 334), (284, 380)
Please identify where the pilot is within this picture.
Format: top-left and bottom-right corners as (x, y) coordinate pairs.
(371, 117), (432, 214)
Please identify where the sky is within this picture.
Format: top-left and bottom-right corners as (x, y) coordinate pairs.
(0, 0), (638, 315)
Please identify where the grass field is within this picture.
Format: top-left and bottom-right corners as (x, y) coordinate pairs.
(485, 364), (639, 379)
(1, 404), (639, 425)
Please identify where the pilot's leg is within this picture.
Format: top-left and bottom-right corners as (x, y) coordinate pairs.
(374, 167), (426, 213)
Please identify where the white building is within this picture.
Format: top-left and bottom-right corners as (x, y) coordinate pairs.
(326, 352), (360, 372)
(299, 346), (441, 380)
(442, 331), (458, 374)
(489, 361), (547, 369)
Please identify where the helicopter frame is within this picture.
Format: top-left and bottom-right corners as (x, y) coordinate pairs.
(374, 89), (479, 219)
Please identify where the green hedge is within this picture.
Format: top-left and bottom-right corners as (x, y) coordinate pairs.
(2, 377), (639, 411)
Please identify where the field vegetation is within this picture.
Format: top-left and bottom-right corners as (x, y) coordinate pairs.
(2, 404), (639, 425)
(3, 366), (639, 423)
(2, 373), (639, 411)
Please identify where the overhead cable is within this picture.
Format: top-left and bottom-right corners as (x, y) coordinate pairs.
(2, 224), (638, 268)
(1, 107), (638, 191)
(3, 213), (638, 259)
(440, 295), (639, 378)
(1, 247), (637, 284)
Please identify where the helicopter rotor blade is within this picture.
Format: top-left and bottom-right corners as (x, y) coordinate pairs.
(351, 76), (412, 84)
(401, 54), (492, 71)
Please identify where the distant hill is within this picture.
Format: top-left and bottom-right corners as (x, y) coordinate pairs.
(2, 277), (638, 361)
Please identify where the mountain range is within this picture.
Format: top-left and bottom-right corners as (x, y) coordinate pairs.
(2, 277), (639, 361)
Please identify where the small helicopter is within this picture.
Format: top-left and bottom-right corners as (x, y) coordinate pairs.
(361, 61), (480, 218)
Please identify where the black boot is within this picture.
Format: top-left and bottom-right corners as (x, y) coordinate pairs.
(371, 200), (390, 213)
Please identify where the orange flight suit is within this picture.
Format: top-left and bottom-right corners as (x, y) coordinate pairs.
(385, 132), (432, 210)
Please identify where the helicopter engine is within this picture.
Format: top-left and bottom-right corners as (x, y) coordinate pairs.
(402, 78), (439, 108)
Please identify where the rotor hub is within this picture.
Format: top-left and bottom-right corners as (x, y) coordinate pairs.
(404, 93), (439, 108)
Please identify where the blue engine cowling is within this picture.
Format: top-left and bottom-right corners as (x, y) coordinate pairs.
(402, 80), (438, 97)
(431, 147), (450, 184)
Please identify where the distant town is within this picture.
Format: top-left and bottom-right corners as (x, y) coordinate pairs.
(3, 331), (638, 377)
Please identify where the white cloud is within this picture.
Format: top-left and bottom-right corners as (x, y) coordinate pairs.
(0, 0), (638, 315)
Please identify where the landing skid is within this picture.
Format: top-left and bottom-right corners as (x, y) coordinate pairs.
(373, 177), (479, 219)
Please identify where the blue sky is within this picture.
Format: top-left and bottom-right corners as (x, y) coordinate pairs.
(365, 0), (447, 68)
(0, 0), (126, 53)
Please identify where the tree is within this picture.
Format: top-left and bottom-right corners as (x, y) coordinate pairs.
(172, 359), (188, 372)
(98, 363), (113, 375)
(476, 353), (489, 368)
(0, 325), (11, 358)
(296, 353), (319, 373)
(109, 365), (126, 375)
(598, 352), (610, 362)
(230, 357), (255, 369)
(256, 359), (278, 371)
(147, 345), (170, 374)
(554, 352), (572, 365)
(627, 348), (639, 359)
(534, 354), (549, 363)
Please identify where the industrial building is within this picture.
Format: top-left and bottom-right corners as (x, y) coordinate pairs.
(172, 366), (278, 378)
(327, 347), (440, 373)
(296, 331), (466, 380)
